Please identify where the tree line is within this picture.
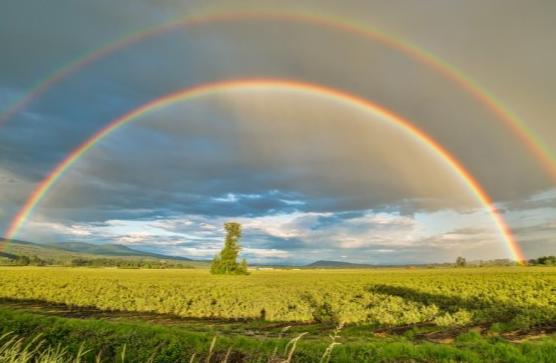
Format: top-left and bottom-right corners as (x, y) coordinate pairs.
(0, 255), (195, 269)
(527, 255), (556, 266)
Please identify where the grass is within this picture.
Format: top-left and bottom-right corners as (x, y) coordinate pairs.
(0, 332), (88, 363)
(2, 307), (556, 362)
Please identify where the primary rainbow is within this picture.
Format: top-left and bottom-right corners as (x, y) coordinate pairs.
(4, 79), (525, 262)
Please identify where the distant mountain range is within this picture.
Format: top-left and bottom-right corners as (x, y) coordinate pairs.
(0, 238), (209, 267)
(45, 241), (194, 261)
(305, 260), (377, 268)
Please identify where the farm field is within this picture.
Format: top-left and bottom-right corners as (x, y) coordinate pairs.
(2, 266), (556, 362)
(2, 267), (556, 326)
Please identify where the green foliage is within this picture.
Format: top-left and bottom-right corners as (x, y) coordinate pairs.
(0, 332), (86, 363)
(210, 254), (222, 274)
(210, 222), (248, 275)
(455, 256), (467, 267)
(434, 310), (473, 327)
(528, 255), (556, 266)
(5, 255), (47, 266)
(69, 257), (195, 269)
(2, 308), (556, 363)
(239, 258), (247, 274)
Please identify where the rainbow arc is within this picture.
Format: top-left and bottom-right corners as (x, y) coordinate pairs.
(4, 79), (526, 263)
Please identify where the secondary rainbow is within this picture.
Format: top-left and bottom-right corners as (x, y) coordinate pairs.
(1, 11), (554, 184)
(4, 79), (525, 262)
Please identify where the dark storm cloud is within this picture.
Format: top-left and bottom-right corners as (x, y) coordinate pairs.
(2, 2), (554, 213)
(511, 221), (556, 237)
(509, 221), (556, 258)
(0, 0), (171, 86)
(503, 196), (556, 212)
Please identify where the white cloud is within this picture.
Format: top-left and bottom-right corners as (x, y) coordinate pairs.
(243, 247), (291, 258)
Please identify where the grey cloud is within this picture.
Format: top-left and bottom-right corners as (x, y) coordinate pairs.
(0, 0), (170, 86)
(511, 221), (556, 237)
(509, 221), (556, 258)
(503, 197), (556, 212)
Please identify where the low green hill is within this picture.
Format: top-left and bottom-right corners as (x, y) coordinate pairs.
(46, 241), (193, 260)
(0, 239), (210, 268)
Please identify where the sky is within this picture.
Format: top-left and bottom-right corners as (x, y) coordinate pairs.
(0, 0), (555, 265)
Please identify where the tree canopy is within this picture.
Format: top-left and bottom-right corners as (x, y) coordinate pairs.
(528, 255), (556, 266)
(210, 222), (248, 275)
(455, 256), (467, 267)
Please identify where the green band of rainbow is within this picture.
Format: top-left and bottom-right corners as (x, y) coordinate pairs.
(4, 79), (525, 263)
(1, 11), (554, 185)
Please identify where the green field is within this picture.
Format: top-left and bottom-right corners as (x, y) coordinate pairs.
(1, 266), (556, 362)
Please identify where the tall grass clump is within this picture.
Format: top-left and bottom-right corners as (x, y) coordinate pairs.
(0, 332), (87, 363)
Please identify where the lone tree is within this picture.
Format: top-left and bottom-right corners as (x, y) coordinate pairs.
(455, 256), (467, 267)
(211, 222), (248, 275)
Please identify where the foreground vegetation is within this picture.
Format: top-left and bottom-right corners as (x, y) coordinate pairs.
(2, 307), (556, 363)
